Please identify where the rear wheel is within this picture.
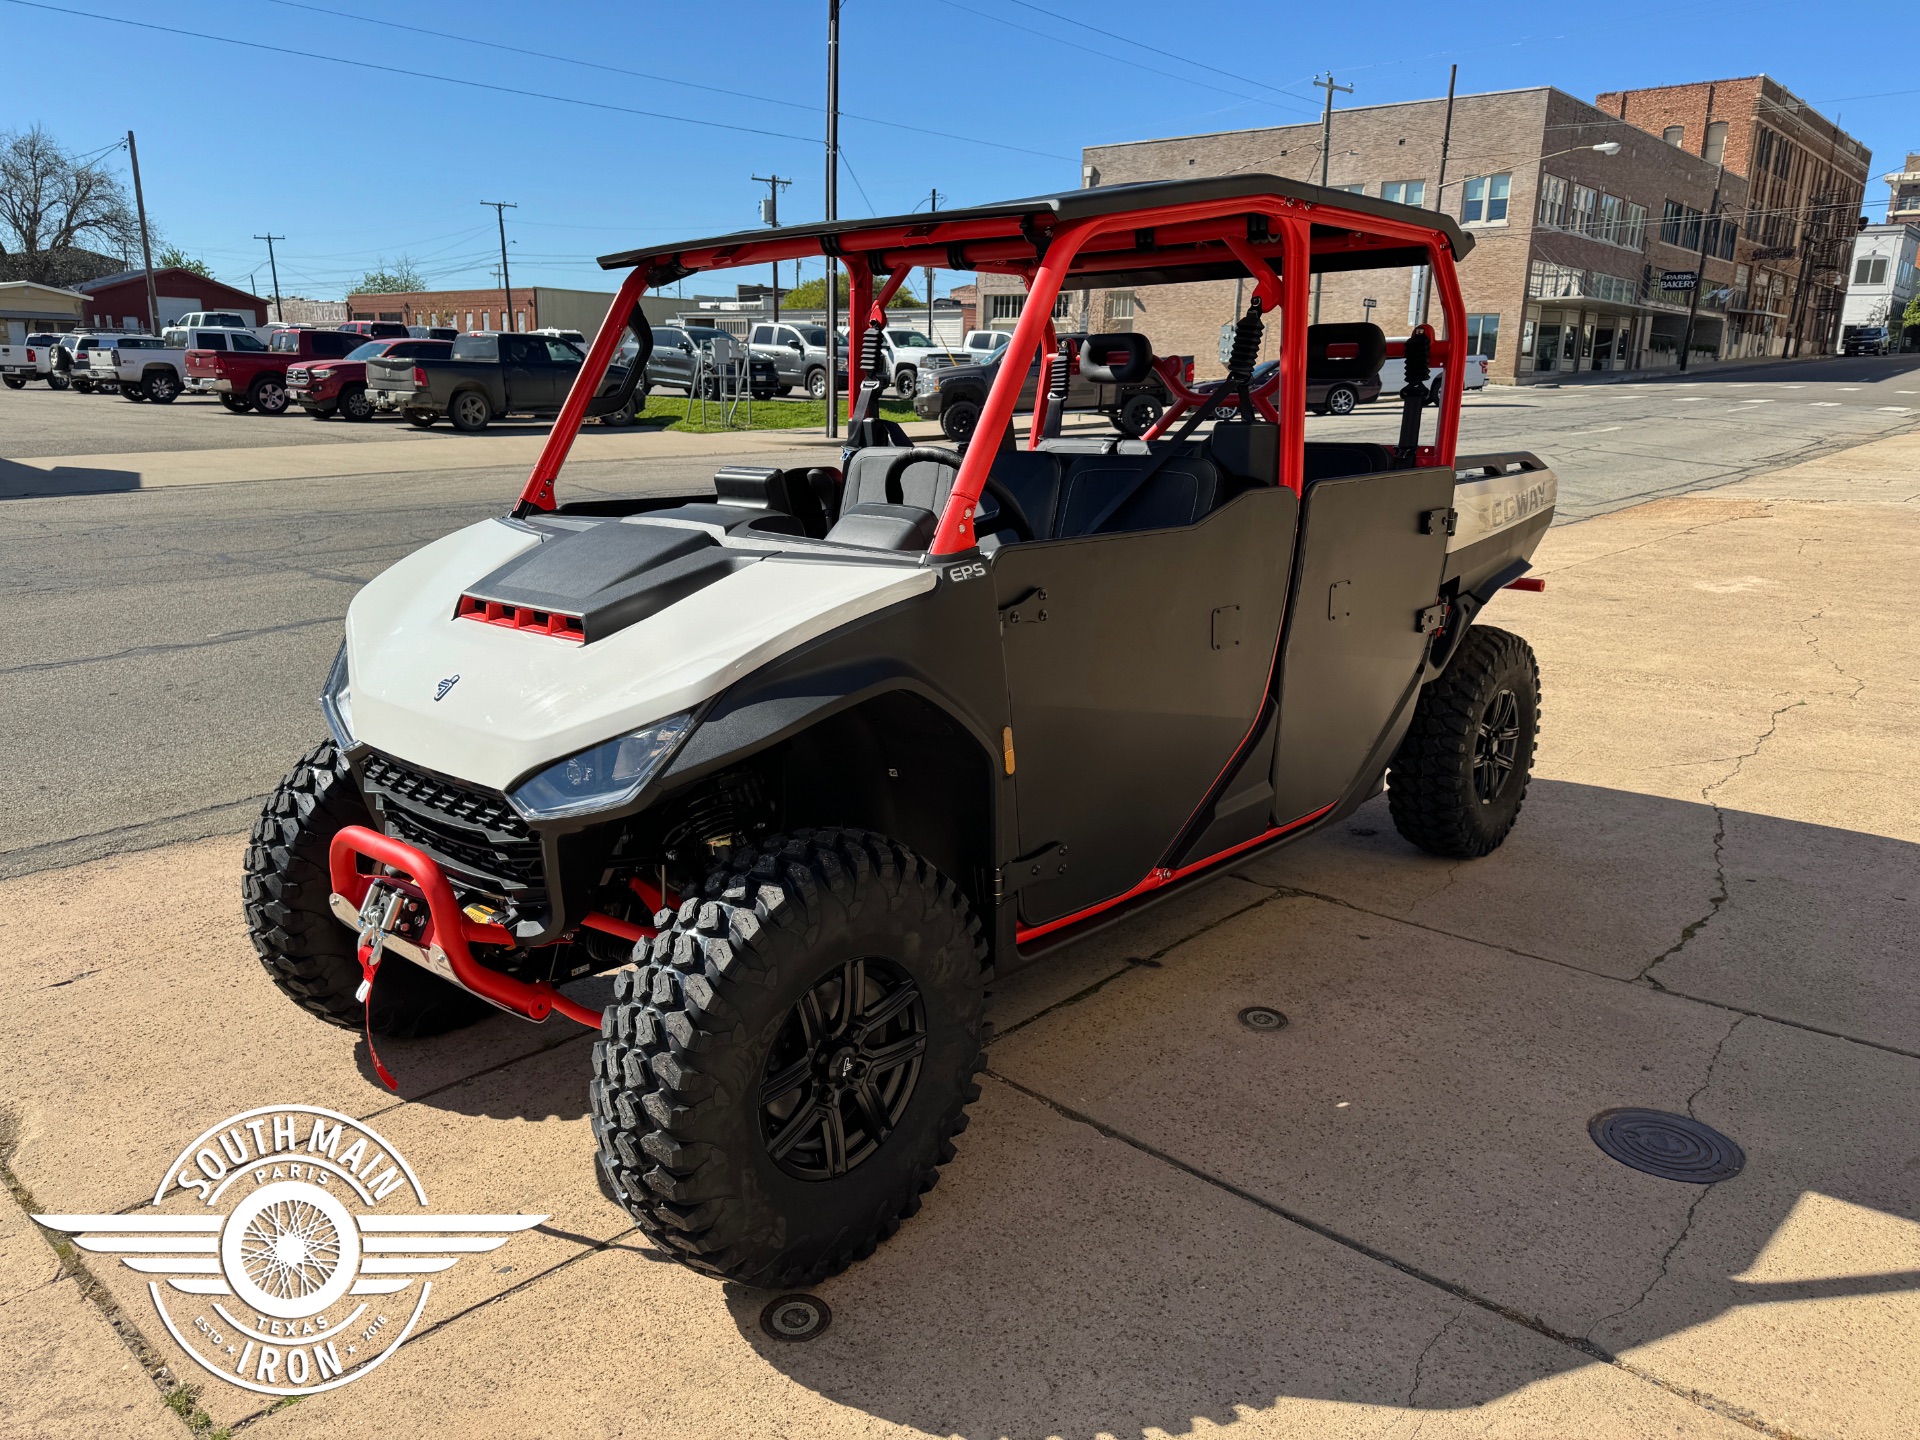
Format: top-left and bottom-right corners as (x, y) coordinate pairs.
(337, 383), (374, 422)
(249, 375), (290, 415)
(939, 398), (980, 443)
(448, 389), (492, 432)
(1325, 383), (1359, 416)
(46, 370), (70, 391)
(144, 371), (180, 403)
(219, 393), (252, 413)
(405, 408), (437, 428)
(121, 382), (149, 401)
(1388, 625), (1540, 858)
(242, 740), (494, 1036)
(2, 375), (24, 390)
(591, 829), (986, 1287)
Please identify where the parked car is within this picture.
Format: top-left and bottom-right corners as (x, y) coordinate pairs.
(645, 325), (778, 400)
(0, 332), (64, 388)
(1842, 325), (1891, 356)
(186, 327), (363, 414)
(746, 320), (848, 398)
(960, 328), (1011, 364)
(81, 334), (190, 402)
(365, 330), (641, 431)
(339, 320), (411, 340)
(52, 333), (120, 393)
(913, 331), (1177, 441)
(408, 325), (460, 341)
(291, 337), (453, 420)
(172, 310), (260, 336)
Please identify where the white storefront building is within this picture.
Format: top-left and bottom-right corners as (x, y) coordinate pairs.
(1840, 223), (1920, 339)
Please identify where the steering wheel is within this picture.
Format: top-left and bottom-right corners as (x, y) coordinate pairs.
(880, 447), (1034, 544)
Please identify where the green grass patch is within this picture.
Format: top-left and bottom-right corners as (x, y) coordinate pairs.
(634, 394), (918, 434)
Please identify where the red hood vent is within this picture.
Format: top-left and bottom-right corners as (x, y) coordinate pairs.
(455, 594), (586, 641)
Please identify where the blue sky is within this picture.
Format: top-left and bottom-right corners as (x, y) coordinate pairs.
(3, 0), (1912, 303)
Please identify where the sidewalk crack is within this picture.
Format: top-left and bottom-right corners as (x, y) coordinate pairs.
(1406, 1311), (1461, 1406)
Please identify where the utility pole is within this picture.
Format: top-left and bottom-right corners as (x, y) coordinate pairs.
(924, 186), (943, 344)
(825, 0), (842, 437)
(753, 173), (792, 322)
(126, 131), (160, 335)
(1312, 73), (1354, 323)
(481, 201), (517, 330)
(1679, 87), (1718, 374)
(253, 233), (285, 323)
(1417, 65), (1457, 329)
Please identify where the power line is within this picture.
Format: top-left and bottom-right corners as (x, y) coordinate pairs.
(997, 0), (1318, 108)
(254, 0), (1068, 161)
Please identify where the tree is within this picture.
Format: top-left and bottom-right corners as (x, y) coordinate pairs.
(0, 125), (139, 282)
(155, 244), (211, 277)
(354, 255), (428, 294)
(1903, 292), (1920, 335)
(780, 273), (919, 309)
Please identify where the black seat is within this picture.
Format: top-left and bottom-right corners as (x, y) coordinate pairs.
(1052, 450), (1220, 537)
(841, 446), (959, 512)
(1302, 442), (1396, 484)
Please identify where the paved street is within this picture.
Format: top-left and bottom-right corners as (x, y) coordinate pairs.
(3, 353), (1917, 877)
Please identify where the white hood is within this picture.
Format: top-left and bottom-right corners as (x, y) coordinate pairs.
(346, 518), (934, 792)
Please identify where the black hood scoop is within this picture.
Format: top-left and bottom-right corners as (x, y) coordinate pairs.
(465, 518), (758, 643)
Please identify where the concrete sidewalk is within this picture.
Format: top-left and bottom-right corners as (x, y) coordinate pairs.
(2, 431), (1915, 1438)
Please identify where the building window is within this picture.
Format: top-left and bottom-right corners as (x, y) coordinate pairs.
(1461, 173), (1509, 223)
(1464, 313), (1500, 358)
(1661, 200), (1704, 250)
(465, 311), (474, 330)
(1537, 175), (1567, 229)
(1621, 202), (1647, 250)
(1105, 290), (1135, 319)
(1380, 179), (1425, 206)
(1664, 126), (1685, 147)
(1527, 261), (1584, 299)
(1597, 193), (1624, 244)
(1329, 183), (1366, 194)
(1856, 254), (1890, 285)
(481, 312), (490, 330)
(989, 293), (1024, 321)
(1704, 121), (1728, 167)
(515, 310), (525, 331)
(1571, 184), (1598, 236)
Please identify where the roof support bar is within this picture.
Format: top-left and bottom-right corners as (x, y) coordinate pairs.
(517, 267), (649, 514)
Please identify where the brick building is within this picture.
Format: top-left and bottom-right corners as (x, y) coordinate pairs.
(73, 268), (268, 332)
(344, 285), (625, 335)
(1596, 77), (1870, 357)
(983, 83), (1854, 383)
(1883, 153), (1920, 224)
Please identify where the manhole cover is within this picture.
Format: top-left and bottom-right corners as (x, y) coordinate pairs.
(760, 1293), (832, 1342)
(1239, 1006), (1288, 1032)
(1589, 1108), (1745, 1183)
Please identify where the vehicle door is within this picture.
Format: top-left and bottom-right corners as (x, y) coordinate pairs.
(991, 449), (1295, 926)
(773, 327), (807, 384)
(539, 336), (586, 407)
(650, 329), (691, 390)
(495, 334), (543, 410)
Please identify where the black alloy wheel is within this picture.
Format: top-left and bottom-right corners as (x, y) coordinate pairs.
(219, 393), (251, 413)
(46, 370), (70, 391)
(405, 408), (437, 427)
(1117, 391), (1164, 438)
(1473, 687), (1523, 805)
(121, 382), (148, 401)
(893, 365), (917, 397)
(145, 371), (180, 403)
(760, 957), (927, 1181)
(939, 398), (980, 443)
(1326, 383), (1359, 416)
(338, 384), (374, 422)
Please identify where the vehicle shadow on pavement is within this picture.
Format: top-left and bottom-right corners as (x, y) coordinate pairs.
(0, 456), (141, 498)
(706, 779), (1920, 1437)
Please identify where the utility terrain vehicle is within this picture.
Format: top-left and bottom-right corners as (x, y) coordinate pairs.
(246, 175), (1556, 1288)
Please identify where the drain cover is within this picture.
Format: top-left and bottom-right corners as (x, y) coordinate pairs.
(760, 1293), (832, 1342)
(1239, 1006), (1288, 1032)
(1589, 1108), (1745, 1183)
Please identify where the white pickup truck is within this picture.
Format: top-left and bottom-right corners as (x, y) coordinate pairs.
(82, 335), (188, 402)
(0, 332), (66, 388)
(867, 324), (970, 396)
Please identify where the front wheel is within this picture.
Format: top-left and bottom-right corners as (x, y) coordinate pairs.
(46, 370), (70, 391)
(939, 398), (980, 443)
(591, 829), (986, 1287)
(2, 375), (24, 390)
(1388, 625), (1539, 858)
(337, 383), (374, 422)
(893, 365), (917, 397)
(242, 741), (494, 1036)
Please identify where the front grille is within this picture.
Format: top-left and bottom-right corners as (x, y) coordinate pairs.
(360, 752), (545, 896)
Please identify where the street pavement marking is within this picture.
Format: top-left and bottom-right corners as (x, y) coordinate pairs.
(1809, 401), (1842, 406)
(1676, 397), (1704, 402)
(1876, 406), (1911, 412)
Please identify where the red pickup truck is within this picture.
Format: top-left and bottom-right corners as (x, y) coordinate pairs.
(292, 337), (452, 420)
(186, 328), (363, 414)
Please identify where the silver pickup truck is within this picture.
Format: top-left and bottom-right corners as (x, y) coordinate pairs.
(82, 335), (189, 402)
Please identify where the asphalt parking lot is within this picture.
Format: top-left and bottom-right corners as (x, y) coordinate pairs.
(3, 418), (1914, 1438)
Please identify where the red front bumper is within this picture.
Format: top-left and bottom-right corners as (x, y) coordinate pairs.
(328, 825), (606, 1028)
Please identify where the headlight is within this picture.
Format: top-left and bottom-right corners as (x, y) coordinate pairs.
(320, 641), (355, 749)
(508, 714), (694, 821)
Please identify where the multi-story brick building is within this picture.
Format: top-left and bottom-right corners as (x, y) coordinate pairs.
(343, 285), (626, 335)
(1882, 153), (1920, 224)
(1596, 77), (1869, 357)
(982, 82), (1857, 383)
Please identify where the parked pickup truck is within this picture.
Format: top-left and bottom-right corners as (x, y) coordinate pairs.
(81, 335), (189, 402)
(186, 327), (363, 414)
(872, 324), (969, 396)
(54, 334), (117, 393)
(745, 320), (848, 398)
(291, 337), (452, 420)
(912, 331), (1179, 441)
(0, 333), (64, 388)
(365, 330), (641, 431)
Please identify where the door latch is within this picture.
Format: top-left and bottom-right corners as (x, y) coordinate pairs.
(1415, 601), (1448, 635)
(1421, 507), (1458, 537)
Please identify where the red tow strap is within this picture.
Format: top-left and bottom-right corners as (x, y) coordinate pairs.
(356, 942), (400, 1093)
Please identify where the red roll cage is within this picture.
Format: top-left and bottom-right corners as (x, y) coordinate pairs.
(516, 175), (1473, 555)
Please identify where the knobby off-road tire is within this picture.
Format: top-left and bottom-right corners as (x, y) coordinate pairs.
(243, 740), (494, 1037)
(590, 829), (988, 1287)
(1387, 624), (1540, 858)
